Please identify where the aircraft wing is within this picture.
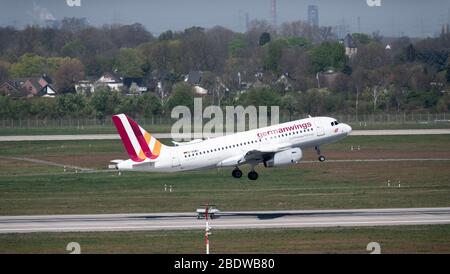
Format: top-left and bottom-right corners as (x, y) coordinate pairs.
(243, 143), (293, 164)
(218, 143), (293, 167)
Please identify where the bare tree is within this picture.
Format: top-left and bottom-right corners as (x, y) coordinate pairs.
(280, 21), (337, 43)
(54, 59), (85, 93)
(245, 19), (275, 48)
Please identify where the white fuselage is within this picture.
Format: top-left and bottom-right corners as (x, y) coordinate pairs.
(117, 116), (352, 172)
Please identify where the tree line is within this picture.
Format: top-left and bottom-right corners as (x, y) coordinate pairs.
(0, 18), (449, 119)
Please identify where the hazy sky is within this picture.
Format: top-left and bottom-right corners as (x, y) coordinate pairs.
(1, 0), (449, 37)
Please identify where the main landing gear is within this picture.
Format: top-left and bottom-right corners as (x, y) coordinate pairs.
(232, 167), (259, 180)
(315, 146), (326, 162)
(232, 168), (243, 178)
(248, 170), (258, 181)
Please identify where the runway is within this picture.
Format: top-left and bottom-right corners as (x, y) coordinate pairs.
(0, 129), (449, 141)
(0, 207), (449, 234)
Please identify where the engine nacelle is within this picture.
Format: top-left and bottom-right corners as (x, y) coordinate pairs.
(264, 148), (302, 168)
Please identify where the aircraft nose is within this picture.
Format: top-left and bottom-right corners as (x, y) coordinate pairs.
(344, 124), (352, 134)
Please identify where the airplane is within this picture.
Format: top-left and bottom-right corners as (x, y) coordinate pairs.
(111, 114), (352, 180)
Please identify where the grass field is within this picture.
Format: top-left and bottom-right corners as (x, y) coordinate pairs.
(0, 135), (449, 215)
(1, 225), (449, 254)
(0, 135), (449, 254)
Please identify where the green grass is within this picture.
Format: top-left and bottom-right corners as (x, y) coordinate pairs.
(0, 135), (449, 254)
(0, 135), (449, 215)
(0, 135), (448, 157)
(0, 225), (449, 254)
(323, 134), (450, 151)
(0, 140), (124, 157)
(0, 161), (449, 215)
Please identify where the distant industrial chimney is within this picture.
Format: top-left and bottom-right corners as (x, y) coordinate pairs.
(245, 12), (250, 32)
(308, 5), (319, 27)
(271, 0), (277, 29)
(442, 24), (450, 35)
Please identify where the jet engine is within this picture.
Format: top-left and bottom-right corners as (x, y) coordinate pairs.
(263, 148), (302, 167)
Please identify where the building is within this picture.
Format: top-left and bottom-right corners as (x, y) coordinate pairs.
(308, 5), (319, 27)
(184, 71), (211, 95)
(442, 24), (450, 35)
(37, 85), (57, 97)
(75, 77), (97, 95)
(317, 70), (344, 89)
(275, 73), (293, 92)
(0, 75), (56, 98)
(0, 81), (29, 98)
(76, 72), (124, 95)
(123, 77), (148, 94)
(96, 72), (123, 91)
(19, 78), (42, 96)
(342, 34), (357, 58)
(184, 71), (202, 85)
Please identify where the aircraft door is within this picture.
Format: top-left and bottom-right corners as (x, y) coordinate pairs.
(171, 150), (180, 167)
(315, 119), (325, 136)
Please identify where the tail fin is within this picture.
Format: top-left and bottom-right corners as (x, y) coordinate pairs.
(112, 114), (164, 162)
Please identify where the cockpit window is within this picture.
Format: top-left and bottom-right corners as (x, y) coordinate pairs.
(331, 121), (340, 126)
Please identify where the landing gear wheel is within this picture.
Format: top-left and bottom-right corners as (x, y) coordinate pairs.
(248, 170), (258, 180)
(232, 168), (243, 178)
(315, 146), (326, 162)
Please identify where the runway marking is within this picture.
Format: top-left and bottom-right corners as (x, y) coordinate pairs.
(0, 156), (92, 171)
(0, 129), (449, 142)
(1, 219), (450, 233)
(1, 208), (449, 233)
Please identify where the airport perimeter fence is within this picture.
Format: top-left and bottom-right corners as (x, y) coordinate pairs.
(0, 112), (449, 130)
(0, 116), (173, 129)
